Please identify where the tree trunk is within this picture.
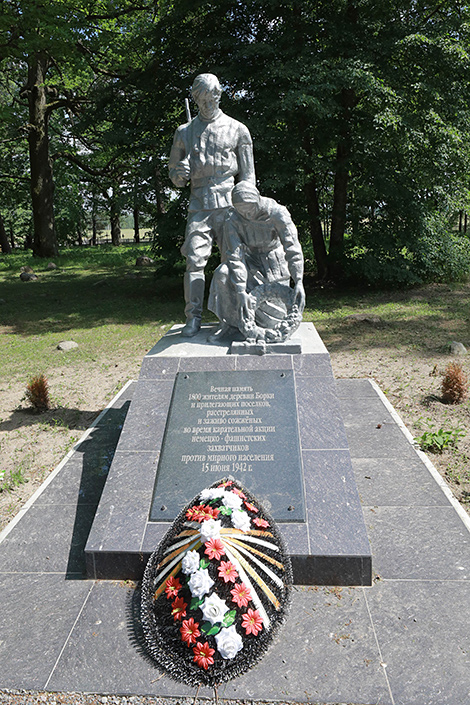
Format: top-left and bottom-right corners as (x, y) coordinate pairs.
(91, 212), (97, 246)
(111, 213), (121, 245)
(0, 211), (12, 254)
(25, 228), (33, 250)
(154, 164), (165, 215)
(9, 220), (15, 249)
(110, 198), (121, 245)
(300, 126), (328, 279)
(329, 141), (350, 259)
(329, 87), (356, 276)
(133, 204), (140, 243)
(108, 182), (121, 245)
(91, 194), (98, 245)
(304, 178), (328, 279)
(328, 1), (358, 277)
(26, 53), (58, 257)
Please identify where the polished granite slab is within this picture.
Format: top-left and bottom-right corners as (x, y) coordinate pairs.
(84, 323), (372, 586)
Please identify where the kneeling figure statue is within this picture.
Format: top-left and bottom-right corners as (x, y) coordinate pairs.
(208, 181), (305, 344)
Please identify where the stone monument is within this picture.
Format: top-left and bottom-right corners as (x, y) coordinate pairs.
(84, 74), (372, 588)
(207, 181), (305, 347)
(168, 73), (256, 338)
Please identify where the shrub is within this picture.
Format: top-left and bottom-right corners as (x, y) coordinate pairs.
(342, 210), (470, 287)
(441, 362), (468, 404)
(25, 374), (50, 411)
(413, 214), (470, 284)
(416, 427), (464, 453)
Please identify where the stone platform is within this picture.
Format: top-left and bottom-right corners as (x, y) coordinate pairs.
(2, 374), (470, 703)
(85, 323), (372, 586)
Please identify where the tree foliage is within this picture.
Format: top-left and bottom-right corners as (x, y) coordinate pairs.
(1, 0), (470, 286)
(144, 0), (470, 284)
(0, 0), (155, 255)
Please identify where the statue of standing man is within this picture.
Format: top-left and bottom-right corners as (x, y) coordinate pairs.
(168, 74), (256, 337)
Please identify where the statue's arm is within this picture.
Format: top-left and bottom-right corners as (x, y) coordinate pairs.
(275, 210), (303, 280)
(277, 209), (306, 309)
(226, 220), (248, 293)
(236, 126), (256, 185)
(168, 128), (189, 188)
(225, 217), (254, 321)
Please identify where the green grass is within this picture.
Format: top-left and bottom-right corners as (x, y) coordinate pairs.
(1, 244), (470, 383)
(302, 282), (470, 359)
(0, 245), (183, 381)
(0, 464), (28, 493)
(0, 242), (153, 273)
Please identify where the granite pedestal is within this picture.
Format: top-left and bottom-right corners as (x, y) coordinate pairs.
(85, 323), (372, 585)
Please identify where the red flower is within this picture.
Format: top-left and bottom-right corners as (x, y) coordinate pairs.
(186, 504), (219, 523)
(180, 617), (201, 646)
(186, 505), (202, 522)
(171, 596), (187, 621)
(218, 560), (238, 583)
(218, 480), (233, 488)
(243, 500), (259, 513)
(253, 517), (270, 529)
(204, 537), (225, 561)
(230, 582), (252, 608)
(165, 576), (182, 600)
(203, 505), (220, 520)
(193, 641), (215, 670)
(232, 488), (247, 499)
(194, 505), (210, 522)
(241, 608), (263, 635)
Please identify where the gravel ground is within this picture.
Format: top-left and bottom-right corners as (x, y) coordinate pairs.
(0, 691), (359, 705)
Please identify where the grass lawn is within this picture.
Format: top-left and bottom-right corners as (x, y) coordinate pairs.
(1, 245), (469, 529)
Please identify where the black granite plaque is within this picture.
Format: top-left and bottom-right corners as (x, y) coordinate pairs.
(149, 369), (305, 523)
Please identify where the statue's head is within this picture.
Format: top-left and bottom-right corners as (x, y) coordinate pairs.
(191, 74), (222, 120)
(232, 181), (261, 220)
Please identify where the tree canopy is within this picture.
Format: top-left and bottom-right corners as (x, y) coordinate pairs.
(1, 0), (470, 285)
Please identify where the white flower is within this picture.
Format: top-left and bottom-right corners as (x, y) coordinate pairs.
(188, 568), (214, 599)
(200, 487), (225, 501)
(201, 593), (229, 625)
(231, 509), (251, 532)
(222, 491), (243, 510)
(215, 625), (243, 660)
(182, 549), (201, 575)
(200, 518), (222, 543)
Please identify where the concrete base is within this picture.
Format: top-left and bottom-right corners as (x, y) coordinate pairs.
(85, 323), (372, 586)
(230, 337), (302, 355)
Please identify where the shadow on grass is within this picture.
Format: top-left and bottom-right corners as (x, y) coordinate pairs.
(0, 271), (184, 336)
(310, 317), (449, 357)
(306, 280), (470, 328)
(421, 393), (444, 407)
(1, 265), (470, 360)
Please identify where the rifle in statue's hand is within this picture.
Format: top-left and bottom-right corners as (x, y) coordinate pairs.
(185, 98), (191, 123)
